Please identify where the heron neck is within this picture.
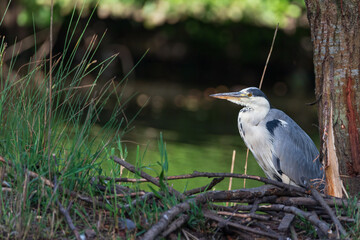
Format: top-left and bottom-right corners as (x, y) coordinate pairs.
(238, 105), (269, 125)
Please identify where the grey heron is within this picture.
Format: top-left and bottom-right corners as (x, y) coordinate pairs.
(210, 87), (324, 190)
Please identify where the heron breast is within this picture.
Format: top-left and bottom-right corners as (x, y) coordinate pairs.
(238, 120), (278, 178)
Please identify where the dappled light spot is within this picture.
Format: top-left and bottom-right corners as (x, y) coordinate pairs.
(137, 93), (150, 107)
(185, 96), (199, 111)
(203, 87), (216, 101)
(215, 85), (229, 93)
(144, 127), (158, 139)
(97, 6), (111, 19)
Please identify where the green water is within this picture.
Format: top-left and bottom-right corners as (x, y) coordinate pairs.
(100, 86), (320, 193)
(118, 126), (265, 192)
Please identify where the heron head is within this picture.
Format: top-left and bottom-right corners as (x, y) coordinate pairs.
(210, 87), (270, 109)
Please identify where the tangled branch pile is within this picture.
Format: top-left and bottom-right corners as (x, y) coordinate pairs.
(1, 155), (359, 239)
(111, 157), (357, 239)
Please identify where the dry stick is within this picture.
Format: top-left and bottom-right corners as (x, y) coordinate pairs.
(226, 150), (236, 206)
(217, 210), (271, 221)
(218, 202), (331, 237)
(123, 192), (154, 211)
(259, 23), (279, 90)
(113, 156), (183, 198)
(261, 204), (331, 236)
(98, 191), (146, 200)
(228, 150), (236, 191)
(161, 214), (189, 237)
(57, 200), (81, 240)
(183, 177), (224, 196)
(0, 156), (54, 188)
(0, 157), (109, 210)
(1, 157), (116, 219)
(203, 210), (281, 239)
(142, 200), (194, 240)
(106, 170), (307, 194)
(52, 172), (82, 240)
(275, 196), (359, 208)
(290, 225), (298, 240)
(188, 171), (307, 194)
(142, 185), (287, 240)
(243, 148), (250, 188)
(311, 188), (347, 236)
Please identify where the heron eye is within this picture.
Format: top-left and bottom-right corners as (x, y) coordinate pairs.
(247, 93), (252, 97)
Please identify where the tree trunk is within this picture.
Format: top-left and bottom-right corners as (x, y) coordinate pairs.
(305, 0), (360, 197)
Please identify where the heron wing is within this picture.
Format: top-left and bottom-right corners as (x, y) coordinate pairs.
(264, 109), (324, 187)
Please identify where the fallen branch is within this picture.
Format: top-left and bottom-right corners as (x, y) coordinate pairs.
(0, 156), (54, 188)
(123, 192), (154, 211)
(184, 177), (224, 196)
(142, 185), (293, 239)
(108, 170), (307, 194)
(57, 200), (81, 240)
(217, 210), (271, 221)
(260, 204), (331, 236)
(142, 199), (194, 240)
(275, 196), (357, 207)
(311, 188), (347, 237)
(113, 156), (183, 198)
(203, 210), (281, 239)
(161, 214), (189, 238)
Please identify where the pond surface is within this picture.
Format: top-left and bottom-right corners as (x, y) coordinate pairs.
(106, 82), (320, 192)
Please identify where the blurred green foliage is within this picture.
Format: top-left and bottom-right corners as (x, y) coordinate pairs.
(19, 0), (305, 28)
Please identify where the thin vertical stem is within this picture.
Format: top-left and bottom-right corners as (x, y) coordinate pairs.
(226, 150), (236, 206)
(48, 0), (54, 178)
(259, 23), (278, 90)
(243, 148), (249, 188)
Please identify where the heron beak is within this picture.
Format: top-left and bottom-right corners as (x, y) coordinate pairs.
(210, 92), (247, 101)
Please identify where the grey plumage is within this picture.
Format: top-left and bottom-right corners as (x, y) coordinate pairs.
(210, 87), (324, 190)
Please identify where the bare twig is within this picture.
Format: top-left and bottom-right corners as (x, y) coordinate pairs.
(98, 191), (146, 200)
(260, 204), (331, 236)
(228, 150), (236, 191)
(161, 214), (189, 237)
(123, 192), (154, 211)
(203, 210), (281, 239)
(184, 177), (224, 196)
(0, 156), (54, 188)
(108, 170), (307, 194)
(311, 188), (347, 237)
(143, 185), (291, 239)
(278, 213), (295, 232)
(142, 200), (194, 240)
(259, 23), (279, 89)
(275, 196), (359, 208)
(243, 148), (250, 188)
(306, 94), (322, 106)
(57, 200), (82, 240)
(113, 156), (183, 198)
(217, 210), (271, 221)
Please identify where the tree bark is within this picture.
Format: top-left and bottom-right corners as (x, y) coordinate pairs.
(305, 0), (360, 197)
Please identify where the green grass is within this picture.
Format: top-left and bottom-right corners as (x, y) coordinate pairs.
(0, 3), (214, 238)
(0, 3), (139, 238)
